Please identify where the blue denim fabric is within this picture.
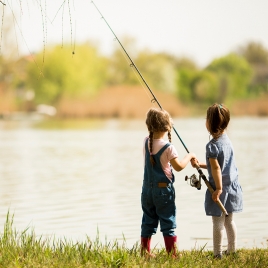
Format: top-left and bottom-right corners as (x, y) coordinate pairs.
(205, 133), (243, 216)
(141, 138), (176, 237)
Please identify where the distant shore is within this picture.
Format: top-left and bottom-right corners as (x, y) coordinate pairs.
(56, 86), (268, 118)
(1, 86), (268, 119)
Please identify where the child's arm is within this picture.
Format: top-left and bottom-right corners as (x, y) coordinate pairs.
(170, 153), (196, 172)
(209, 158), (222, 202)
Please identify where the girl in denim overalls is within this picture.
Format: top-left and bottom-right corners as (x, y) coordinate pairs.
(141, 108), (195, 257)
(191, 103), (243, 259)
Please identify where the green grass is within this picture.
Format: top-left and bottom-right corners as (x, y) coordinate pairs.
(0, 213), (267, 267)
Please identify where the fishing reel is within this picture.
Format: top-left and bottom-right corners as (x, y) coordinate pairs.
(185, 174), (201, 190)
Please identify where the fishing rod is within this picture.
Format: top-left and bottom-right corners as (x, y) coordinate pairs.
(91, 1), (228, 216)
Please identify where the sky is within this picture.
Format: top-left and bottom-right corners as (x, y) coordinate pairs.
(3, 0), (268, 67)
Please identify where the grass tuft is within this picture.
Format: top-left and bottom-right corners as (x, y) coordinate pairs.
(0, 212), (267, 267)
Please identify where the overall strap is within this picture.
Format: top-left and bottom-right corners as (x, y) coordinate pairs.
(153, 142), (171, 168)
(155, 142), (171, 157)
(145, 138), (171, 157)
(145, 138), (150, 155)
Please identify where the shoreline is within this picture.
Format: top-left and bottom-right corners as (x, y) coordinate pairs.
(2, 86), (268, 119)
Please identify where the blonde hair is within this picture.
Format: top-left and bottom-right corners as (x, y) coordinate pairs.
(145, 108), (173, 165)
(206, 103), (230, 139)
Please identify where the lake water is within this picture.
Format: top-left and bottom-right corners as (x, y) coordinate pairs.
(0, 117), (267, 251)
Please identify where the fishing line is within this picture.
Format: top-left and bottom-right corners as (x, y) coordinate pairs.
(52, 0), (76, 54)
(91, 1), (228, 216)
(11, 2), (19, 56)
(61, 1), (65, 48)
(37, 0), (47, 64)
(71, 0), (76, 55)
(5, 0), (43, 76)
(67, 0), (75, 54)
(51, 0), (67, 23)
(0, 1), (5, 54)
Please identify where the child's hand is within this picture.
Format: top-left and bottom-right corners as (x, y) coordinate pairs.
(190, 153), (196, 159)
(190, 157), (199, 168)
(212, 189), (222, 202)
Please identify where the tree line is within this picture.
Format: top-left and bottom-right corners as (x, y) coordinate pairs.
(0, 39), (268, 114)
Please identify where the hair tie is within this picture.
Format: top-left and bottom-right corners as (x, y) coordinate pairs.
(218, 104), (223, 109)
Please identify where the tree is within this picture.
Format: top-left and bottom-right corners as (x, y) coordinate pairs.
(135, 50), (177, 92)
(206, 53), (253, 102)
(107, 37), (177, 92)
(238, 42), (268, 94)
(26, 43), (108, 105)
(176, 67), (218, 104)
(107, 37), (139, 87)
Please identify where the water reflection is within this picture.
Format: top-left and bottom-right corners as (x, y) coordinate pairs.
(0, 117), (267, 250)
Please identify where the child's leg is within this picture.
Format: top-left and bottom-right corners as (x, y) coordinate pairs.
(157, 185), (177, 256)
(224, 213), (237, 253)
(212, 214), (225, 256)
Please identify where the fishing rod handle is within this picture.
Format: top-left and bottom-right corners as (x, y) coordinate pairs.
(196, 167), (229, 217)
(202, 178), (229, 217)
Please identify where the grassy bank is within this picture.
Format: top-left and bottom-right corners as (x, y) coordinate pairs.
(1, 214), (267, 267)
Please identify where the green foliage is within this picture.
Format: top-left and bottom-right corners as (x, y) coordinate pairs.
(175, 57), (198, 70)
(239, 42), (268, 65)
(206, 53), (253, 102)
(108, 39), (177, 92)
(192, 71), (219, 103)
(107, 47), (138, 87)
(175, 58), (197, 102)
(2, 38), (268, 113)
(26, 43), (108, 105)
(176, 53), (254, 105)
(238, 42), (268, 95)
(176, 62), (218, 104)
(176, 67), (196, 102)
(135, 51), (177, 92)
(107, 36), (139, 86)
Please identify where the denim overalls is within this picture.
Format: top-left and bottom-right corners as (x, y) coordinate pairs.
(141, 138), (176, 237)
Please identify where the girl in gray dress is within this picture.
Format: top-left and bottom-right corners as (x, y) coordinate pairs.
(191, 103), (243, 259)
